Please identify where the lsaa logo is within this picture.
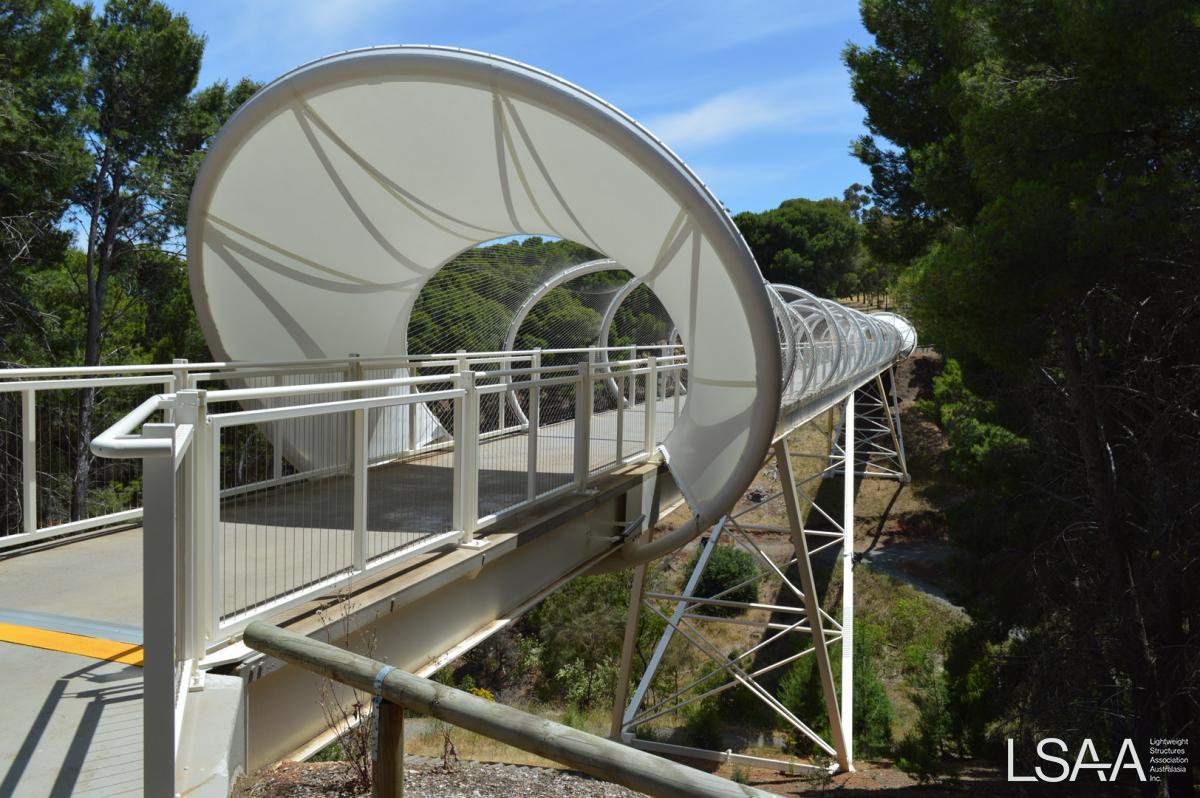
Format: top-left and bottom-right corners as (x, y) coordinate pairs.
(1007, 738), (1147, 782)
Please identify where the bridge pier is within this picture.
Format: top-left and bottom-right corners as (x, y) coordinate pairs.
(612, 385), (909, 775)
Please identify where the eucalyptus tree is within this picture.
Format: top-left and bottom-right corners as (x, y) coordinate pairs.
(67, 0), (257, 518)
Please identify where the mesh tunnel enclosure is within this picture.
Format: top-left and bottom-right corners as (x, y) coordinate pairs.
(767, 284), (912, 437)
(187, 44), (912, 540)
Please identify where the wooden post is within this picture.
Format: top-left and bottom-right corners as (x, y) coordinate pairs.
(374, 701), (404, 798)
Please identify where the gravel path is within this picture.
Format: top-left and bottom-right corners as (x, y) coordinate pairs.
(404, 758), (645, 797)
(234, 757), (646, 797)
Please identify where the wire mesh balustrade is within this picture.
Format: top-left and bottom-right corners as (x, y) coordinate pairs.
(0, 374), (175, 544)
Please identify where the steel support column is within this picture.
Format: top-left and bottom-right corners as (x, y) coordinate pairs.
(775, 436), (850, 771)
(840, 392), (855, 765)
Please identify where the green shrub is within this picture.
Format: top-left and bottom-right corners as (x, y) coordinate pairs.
(683, 544), (758, 617)
(561, 703), (588, 730)
(469, 686), (496, 702)
(944, 627), (1006, 757)
(530, 572), (630, 698)
(683, 696), (725, 750)
(896, 635), (954, 781)
(895, 735), (939, 783)
(309, 741), (346, 762)
(916, 358), (1028, 484)
(778, 620), (894, 757)
(556, 656), (616, 708)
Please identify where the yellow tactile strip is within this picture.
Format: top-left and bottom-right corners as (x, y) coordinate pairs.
(0, 621), (143, 666)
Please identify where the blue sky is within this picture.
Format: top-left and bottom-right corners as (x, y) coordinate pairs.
(168, 0), (874, 215)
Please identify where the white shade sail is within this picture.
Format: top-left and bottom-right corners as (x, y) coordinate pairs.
(188, 46), (783, 522)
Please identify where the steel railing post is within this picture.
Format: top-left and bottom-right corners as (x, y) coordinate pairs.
(615, 365), (625, 462)
(841, 391), (856, 766)
(659, 343), (669, 399)
(672, 361), (681, 422)
(406, 399), (418, 454)
(526, 350), (541, 502)
(644, 356), (657, 454)
(457, 370), (479, 541)
(271, 374), (283, 481)
(498, 354), (507, 433)
(141, 423), (178, 796)
(174, 390), (205, 661)
(193, 389), (212, 653)
(574, 360), (592, 489)
(172, 358), (190, 390)
(21, 387), (36, 535)
(452, 384), (464, 533)
(353, 407), (368, 571)
(209, 421), (223, 635)
(347, 354), (363, 474)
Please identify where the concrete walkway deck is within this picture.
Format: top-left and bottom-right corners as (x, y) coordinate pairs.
(0, 529), (143, 797)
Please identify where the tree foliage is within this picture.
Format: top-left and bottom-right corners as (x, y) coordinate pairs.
(0, 0), (259, 525)
(778, 618), (894, 757)
(847, 1), (1200, 786)
(0, 0), (88, 347)
(734, 198), (861, 297)
(682, 544), (758, 618)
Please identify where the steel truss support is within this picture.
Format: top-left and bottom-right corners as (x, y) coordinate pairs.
(829, 366), (908, 483)
(612, 392), (863, 774)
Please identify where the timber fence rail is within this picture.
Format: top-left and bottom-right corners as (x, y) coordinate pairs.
(243, 621), (782, 798)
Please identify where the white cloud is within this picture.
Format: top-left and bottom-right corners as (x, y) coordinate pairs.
(199, 0), (396, 75)
(645, 73), (859, 149)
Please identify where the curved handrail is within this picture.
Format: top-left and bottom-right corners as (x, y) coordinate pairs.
(90, 395), (174, 459)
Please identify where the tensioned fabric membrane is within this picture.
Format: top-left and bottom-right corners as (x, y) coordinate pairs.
(188, 45), (782, 525)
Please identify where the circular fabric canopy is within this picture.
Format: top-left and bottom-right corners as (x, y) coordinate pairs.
(188, 45), (781, 521)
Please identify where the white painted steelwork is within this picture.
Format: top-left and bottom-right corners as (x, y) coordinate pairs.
(187, 45), (782, 530)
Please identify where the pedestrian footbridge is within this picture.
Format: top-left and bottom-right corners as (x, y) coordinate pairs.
(0, 46), (915, 796)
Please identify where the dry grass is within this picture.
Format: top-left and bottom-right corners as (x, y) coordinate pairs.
(403, 705), (613, 768)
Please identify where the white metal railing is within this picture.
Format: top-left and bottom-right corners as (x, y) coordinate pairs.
(0, 372), (180, 547)
(84, 346), (687, 656)
(20, 328), (899, 788)
(0, 346), (684, 551)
